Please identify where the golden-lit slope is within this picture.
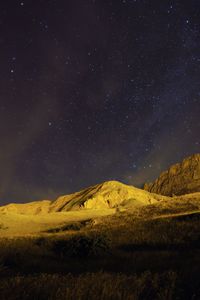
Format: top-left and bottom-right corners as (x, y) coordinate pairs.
(93, 192), (200, 230)
(0, 184), (200, 237)
(0, 181), (170, 236)
(0, 200), (51, 215)
(1, 192), (200, 237)
(0, 181), (167, 215)
(50, 181), (167, 212)
(0, 209), (115, 237)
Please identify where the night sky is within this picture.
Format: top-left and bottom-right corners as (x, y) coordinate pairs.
(0, 0), (199, 203)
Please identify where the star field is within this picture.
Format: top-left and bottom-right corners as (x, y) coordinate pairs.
(0, 0), (199, 203)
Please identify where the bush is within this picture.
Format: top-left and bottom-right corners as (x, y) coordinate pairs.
(51, 232), (111, 258)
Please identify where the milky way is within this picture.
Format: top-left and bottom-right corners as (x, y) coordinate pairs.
(0, 0), (199, 203)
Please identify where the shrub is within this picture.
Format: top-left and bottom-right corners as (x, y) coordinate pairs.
(51, 232), (111, 258)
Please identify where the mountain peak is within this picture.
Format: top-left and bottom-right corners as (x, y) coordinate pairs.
(50, 180), (161, 212)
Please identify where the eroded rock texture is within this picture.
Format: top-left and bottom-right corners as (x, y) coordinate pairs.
(144, 154), (200, 196)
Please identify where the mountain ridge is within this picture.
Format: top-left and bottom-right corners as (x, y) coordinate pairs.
(1, 153), (200, 215)
(144, 153), (200, 196)
(0, 180), (167, 215)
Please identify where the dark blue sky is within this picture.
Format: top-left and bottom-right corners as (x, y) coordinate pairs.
(0, 0), (199, 203)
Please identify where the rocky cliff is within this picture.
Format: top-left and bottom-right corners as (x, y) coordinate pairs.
(144, 153), (200, 196)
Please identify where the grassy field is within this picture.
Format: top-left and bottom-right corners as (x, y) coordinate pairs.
(0, 196), (200, 300)
(0, 197), (200, 299)
(0, 209), (115, 236)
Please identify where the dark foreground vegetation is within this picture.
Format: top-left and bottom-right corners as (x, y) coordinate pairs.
(1, 212), (200, 299)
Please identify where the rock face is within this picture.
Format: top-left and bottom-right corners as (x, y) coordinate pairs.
(144, 154), (200, 196)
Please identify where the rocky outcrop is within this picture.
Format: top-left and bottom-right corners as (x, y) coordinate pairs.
(144, 154), (200, 196)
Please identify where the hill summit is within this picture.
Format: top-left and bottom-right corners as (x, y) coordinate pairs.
(49, 180), (164, 212)
(144, 153), (200, 196)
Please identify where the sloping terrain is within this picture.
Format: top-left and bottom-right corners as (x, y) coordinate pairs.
(1, 191), (200, 237)
(0, 200), (51, 215)
(0, 209), (115, 236)
(1, 156), (200, 299)
(144, 153), (200, 196)
(1, 191), (200, 299)
(49, 181), (167, 212)
(0, 181), (167, 215)
(0, 181), (168, 236)
(97, 192), (200, 228)
(1, 154), (200, 237)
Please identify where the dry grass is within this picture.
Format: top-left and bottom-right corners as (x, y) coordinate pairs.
(0, 271), (177, 300)
(0, 194), (200, 299)
(0, 209), (115, 237)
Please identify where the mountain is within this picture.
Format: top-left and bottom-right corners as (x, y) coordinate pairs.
(1, 153), (200, 216)
(0, 181), (167, 215)
(49, 181), (166, 212)
(144, 153), (200, 196)
(1, 156), (200, 237)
